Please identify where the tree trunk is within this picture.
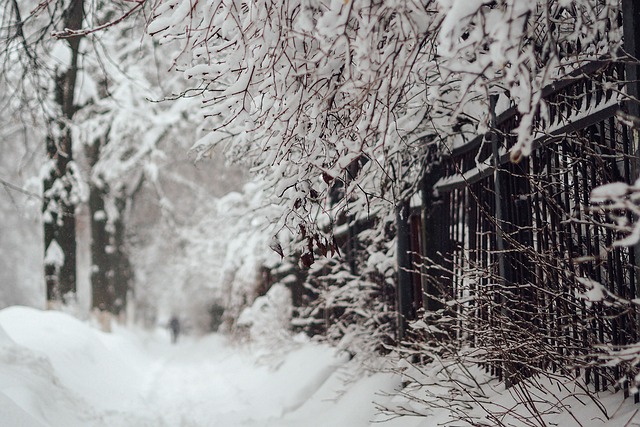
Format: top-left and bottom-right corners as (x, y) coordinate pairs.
(89, 180), (111, 311)
(111, 189), (133, 317)
(43, 0), (84, 306)
(86, 129), (133, 317)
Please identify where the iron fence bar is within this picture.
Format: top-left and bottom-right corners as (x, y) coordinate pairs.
(396, 199), (413, 342)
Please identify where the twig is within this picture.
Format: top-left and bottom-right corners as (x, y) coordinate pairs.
(51, 0), (145, 39)
(0, 177), (42, 200)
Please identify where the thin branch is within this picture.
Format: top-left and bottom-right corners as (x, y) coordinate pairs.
(0, 176), (42, 200)
(51, 0), (145, 39)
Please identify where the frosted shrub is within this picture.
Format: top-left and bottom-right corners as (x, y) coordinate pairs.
(237, 283), (293, 346)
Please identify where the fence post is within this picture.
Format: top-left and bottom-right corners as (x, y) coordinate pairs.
(623, 0), (640, 180)
(623, 0), (640, 120)
(490, 95), (520, 387)
(490, 95), (508, 291)
(396, 198), (413, 341)
(421, 163), (450, 314)
(623, 1), (640, 402)
(623, 1), (640, 300)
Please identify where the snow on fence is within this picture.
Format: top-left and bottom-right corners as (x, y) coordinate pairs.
(406, 59), (640, 399)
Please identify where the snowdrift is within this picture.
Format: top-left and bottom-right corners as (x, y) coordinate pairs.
(0, 306), (158, 426)
(1, 306), (639, 427)
(0, 306), (398, 426)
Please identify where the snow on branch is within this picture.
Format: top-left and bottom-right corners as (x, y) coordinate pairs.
(147, 0), (439, 248)
(147, 0), (627, 256)
(591, 178), (640, 248)
(51, 0), (146, 39)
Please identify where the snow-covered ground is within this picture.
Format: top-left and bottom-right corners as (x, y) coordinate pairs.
(0, 306), (399, 427)
(1, 306), (639, 427)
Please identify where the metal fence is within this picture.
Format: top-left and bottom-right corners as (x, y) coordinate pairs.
(410, 59), (640, 395)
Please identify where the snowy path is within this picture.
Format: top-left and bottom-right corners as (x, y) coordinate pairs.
(0, 307), (396, 427)
(141, 335), (282, 426)
(137, 334), (389, 427)
(2, 307), (639, 427)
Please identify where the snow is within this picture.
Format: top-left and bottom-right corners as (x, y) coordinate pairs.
(0, 306), (394, 427)
(591, 182), (632, 202)
(237, 283), (293, 343)
(576, 277), (607, 304)
(92, 210), (107, 222)
(0, 306), (639, 427)
(44, 240), (65, 267)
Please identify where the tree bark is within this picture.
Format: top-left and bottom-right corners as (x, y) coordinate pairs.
(43, 0), (84, 306)
(111, 189), (133, 316)
(89, 179), (111, 311)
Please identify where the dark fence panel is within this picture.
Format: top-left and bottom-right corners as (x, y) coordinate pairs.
(418, 60), (640, 395)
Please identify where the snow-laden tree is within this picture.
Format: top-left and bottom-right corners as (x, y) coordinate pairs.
(0, 0), (90, 306)
(144, 0), (626, 331)
(0, 0), (203, 317)
(71, 19), (201, 318)
(147, 0), (440, 260)
(146, 0), (628, 256)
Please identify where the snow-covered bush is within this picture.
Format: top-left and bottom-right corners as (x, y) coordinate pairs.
(236, 283), (293, 345)
(293, 220), (396, 364)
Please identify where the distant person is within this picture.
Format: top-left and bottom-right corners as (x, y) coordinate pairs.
(168, 316), (180, 344)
